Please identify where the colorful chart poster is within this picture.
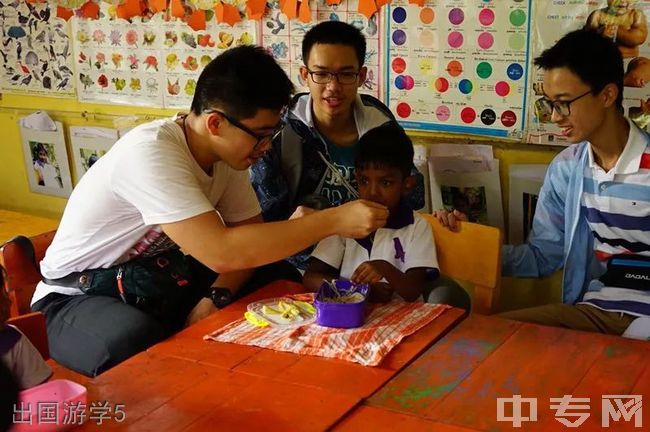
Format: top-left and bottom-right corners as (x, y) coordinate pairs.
(73, 6), (257, 108)
(73, 11), (165, 107)
(260, 0), (383, 99)
(527, 1), (650, 145)
(161, 17), (257, 109)
(385, 0), (532, 139)
(1, 1), (76, 96)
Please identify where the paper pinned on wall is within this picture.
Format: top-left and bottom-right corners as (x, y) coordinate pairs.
(508, 164), (547, 245)
(428, 144), (504, 230)
(19, 119), (73, 198)
(69, 126), (119, 183)
(19, 111), (57, 131)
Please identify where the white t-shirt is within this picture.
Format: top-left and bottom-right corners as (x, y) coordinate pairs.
(0, 325), (52, 390)
(34, 160), (60, 188)
(311, 209), (438, 300)
(32, 117), (261, 304)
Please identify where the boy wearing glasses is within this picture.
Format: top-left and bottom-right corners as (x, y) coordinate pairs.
(436, 29), (650, 336)
(251, 21), (425, 272)
(31, 46), (388, 376)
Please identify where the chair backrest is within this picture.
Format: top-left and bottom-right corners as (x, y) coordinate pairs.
(0, 231), (56, 317)
(421, 214), (502, 314)
(6, 311), (50, 360)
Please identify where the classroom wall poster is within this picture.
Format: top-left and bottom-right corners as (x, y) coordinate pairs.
(527, 0), (650, 145)
(161, 16), (258, 109)
(1, 1), (76, 96)
(385, 0), (532, 139)
(72, 4), (257, 108)
(73, 10), (165, 107)
(260, 0), (383, 100)
(19, 120), (73, 198)
(69, 126), (119, 183)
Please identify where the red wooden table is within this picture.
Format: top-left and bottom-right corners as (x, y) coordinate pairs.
(46, 280), (464, 431)
(335, 314), (650, 432)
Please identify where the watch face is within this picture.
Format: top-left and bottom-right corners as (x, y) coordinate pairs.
(211, 288), (233, 308)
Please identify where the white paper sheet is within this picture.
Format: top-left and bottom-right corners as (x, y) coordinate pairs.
(508, 164), (547, 244)
(20, 119), (72, 197)
(429, 159), (504, 230)
(69, 126), (119, 182)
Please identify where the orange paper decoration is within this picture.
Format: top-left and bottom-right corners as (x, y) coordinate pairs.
(325, 0), (342, 5)
(117, 0), (144, 20)
(187, 9), (206, 31)
(376, 0), (391, 7)
(215, 3), (241, 26)
(246, 0), (266, 20)
(56, 6), (74, 21)
(170, 0), (185, 18)
(407, 0), (423, 6)
(79, 1), (100, 19)
(280, 0), (298, 20)
(148, 0), (168, 13)
(357, 0), (377, 19)
(298, 0), (310, 23)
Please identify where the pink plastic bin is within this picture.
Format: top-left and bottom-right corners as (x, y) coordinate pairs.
(11, 379), (87, 432)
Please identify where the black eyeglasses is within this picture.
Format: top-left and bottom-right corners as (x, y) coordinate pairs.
(305, 69), (360, 85)
(535, 90), (592, 118)
(205, 109), (284, 150)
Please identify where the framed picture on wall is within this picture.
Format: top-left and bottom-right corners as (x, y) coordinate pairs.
(19, 120), (73, 198)
(69, 126), (119, 183)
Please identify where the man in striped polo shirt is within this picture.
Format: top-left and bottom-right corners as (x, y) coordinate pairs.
(438, 29), (650, 336)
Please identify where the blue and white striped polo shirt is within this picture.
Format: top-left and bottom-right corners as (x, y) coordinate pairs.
(580, 119), (650, 316)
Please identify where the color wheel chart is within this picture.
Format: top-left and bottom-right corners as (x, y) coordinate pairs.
(385, 0), (532, 139)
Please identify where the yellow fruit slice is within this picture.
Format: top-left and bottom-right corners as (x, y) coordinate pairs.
(245, 311), (269, 328)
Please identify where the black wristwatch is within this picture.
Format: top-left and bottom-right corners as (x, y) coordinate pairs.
(207, 287), (233, 309)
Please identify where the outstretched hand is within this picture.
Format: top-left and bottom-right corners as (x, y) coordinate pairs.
(432, 208), (468, 231)
(334, 200), (388, 238)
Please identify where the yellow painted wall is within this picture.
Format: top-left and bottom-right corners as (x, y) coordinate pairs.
(0, 93), (175, 219)
(0, 93), (564, 311)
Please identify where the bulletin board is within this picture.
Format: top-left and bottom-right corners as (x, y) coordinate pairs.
(2, 0), (650, 143)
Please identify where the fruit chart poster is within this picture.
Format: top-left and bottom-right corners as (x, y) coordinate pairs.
(73, 4), (257, 108)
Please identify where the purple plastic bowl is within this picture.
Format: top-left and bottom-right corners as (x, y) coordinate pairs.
(315, 279), (369, 329)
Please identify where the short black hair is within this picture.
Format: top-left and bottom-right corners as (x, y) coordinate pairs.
(535, 29), (624, 109)
(356, 123), (413, 178)
(302, 21), (366, 68)
(191, 45), (294, 119)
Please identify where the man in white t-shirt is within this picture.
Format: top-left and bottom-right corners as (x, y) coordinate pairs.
(31, 46), (388, 377)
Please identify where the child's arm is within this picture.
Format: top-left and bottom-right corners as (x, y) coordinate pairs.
(303, 257), (339, 292)
(351, 261), (428, 302)
(304, 234), (345, 292)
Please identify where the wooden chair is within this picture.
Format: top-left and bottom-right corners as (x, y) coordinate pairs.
(422, 214), (502, 315)
(6, 311), (50, 360)
(0, 230), (56, 317)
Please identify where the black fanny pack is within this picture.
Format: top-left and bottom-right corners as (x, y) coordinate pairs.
(599, 255), (650, 291)
(43, 249), (192, 319)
